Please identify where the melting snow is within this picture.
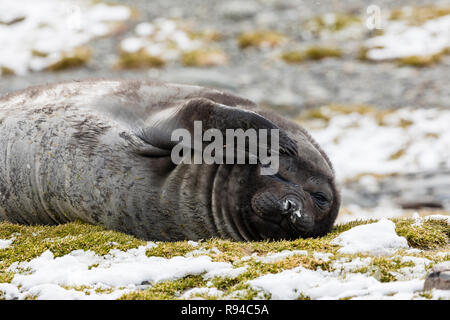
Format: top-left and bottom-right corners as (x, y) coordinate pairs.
(365, 15), (450, 60)
(309, 108), (450, 182)
(1, 244), (239, 300)
(257, 250), (308, 263)
(248, 266), (425, 300)
(331, 218), (409, 255)
(120, 19), (206, 60)
(0, 238), (13, 249)
(0, 0), (131, 75)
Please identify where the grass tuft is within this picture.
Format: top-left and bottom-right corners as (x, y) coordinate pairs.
(116, 48), (165, 69)
(238, 31), (285, 49)
(47, 47), (91, 71)
(181, 49), (227, 67)
(281, 46), (342, 64)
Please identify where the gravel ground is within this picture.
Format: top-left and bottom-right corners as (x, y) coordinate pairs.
(1, 0), (449, 111)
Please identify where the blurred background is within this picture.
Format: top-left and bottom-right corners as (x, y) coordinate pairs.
(0, 0), (449, 222)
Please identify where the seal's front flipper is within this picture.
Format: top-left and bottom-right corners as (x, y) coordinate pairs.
(136, 97), (298, 158)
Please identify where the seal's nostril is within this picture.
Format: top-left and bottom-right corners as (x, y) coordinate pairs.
(283, 199), (293, 211)
(282, 199), (298, 216)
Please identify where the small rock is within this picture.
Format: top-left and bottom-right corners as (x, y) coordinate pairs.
(424, 262), (450, 291)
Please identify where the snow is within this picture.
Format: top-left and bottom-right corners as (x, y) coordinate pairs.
(248, 266), (425, 300)
(0, 238), (13, 249)
(365, 15), (450, 60)
(182, 287), (223, 299)
(1, 244), (242, 300)
(425, 215), (450, 224)
(248, 252), (442, 300)
(308, 108), (450, 182)
(332, 257), (372, 272)
(257, 250), (308, 263)
(203, 266), (247, 279)
(331, 218), (409, 255)
(0, 0), (131, 75)
(313, 252), (333, 262)
(119, 19), (204, 60)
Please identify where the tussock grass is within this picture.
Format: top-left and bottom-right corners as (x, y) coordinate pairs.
(281, 46), (342, 64)
(305, 13), (362, 33)
(181, 49), (227, 67)
(47, 47), (91, 71)
(390, 6), (450, 25)
(237, 31), (286, 49)
(115, 49), (165, 69)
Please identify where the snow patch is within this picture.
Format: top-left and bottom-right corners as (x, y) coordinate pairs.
(248, 266), (427, 300)
(0, 0), (131, 75)
(181, 287), (223, 299)
(365, 15), (450, 60)
(203, 266), (248, 279)
(4, 244), (237, 300)
(308, 108), (450, 182)
(256, 250), (308, 263)
(331, 219), (409, 255)
(119, 19), (208, 61)
(0, 238), (13, 249)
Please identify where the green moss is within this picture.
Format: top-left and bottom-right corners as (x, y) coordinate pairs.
(0, 221), (145, 270)
(47, 47), (91, 71)
(304, 46), (342, 60)
(281, 46), (342, 64)
(388, 148), (407, 160)
(0, 271), (14, 283)
(418, 290), (433, 299)
(398, 54), (443, 67)
(31, 50), (49, 58)
(297, 104), (377, 123)
(188, 30), (221, 42)
(0, 66), (15, 76)
(358, 46), (370, 61)
(253, 255), (333, 273)
(297, 293), (311, 300)
(116, 48), (165, 69)
(364, 256), (416, 282)
(305, 13), (362, 33)
(238, 31), (285, 49)
(281, 51), (306, 64)
(145, 242), (197, 258)
(395, 219), (449, 249)
(119, 275), (206, 300)
(390, 6), (450, 25)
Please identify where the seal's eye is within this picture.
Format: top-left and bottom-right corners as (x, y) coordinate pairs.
(310, 192), (328, 208)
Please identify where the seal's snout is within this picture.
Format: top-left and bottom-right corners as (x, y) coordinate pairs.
(251, 190), (304, 224)
(281, 198), (301, 217)
(281, 197), (310, 231)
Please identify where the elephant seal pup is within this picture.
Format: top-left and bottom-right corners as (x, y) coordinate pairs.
(0, 79), (340, 241)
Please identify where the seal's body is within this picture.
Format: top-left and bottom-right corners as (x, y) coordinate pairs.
(0, 80), (340, 241)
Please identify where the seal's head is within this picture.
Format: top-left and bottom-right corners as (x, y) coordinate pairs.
(245, 130), (340, 240)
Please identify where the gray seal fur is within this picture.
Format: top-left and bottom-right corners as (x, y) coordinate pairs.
(0, 79), (340, 241)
